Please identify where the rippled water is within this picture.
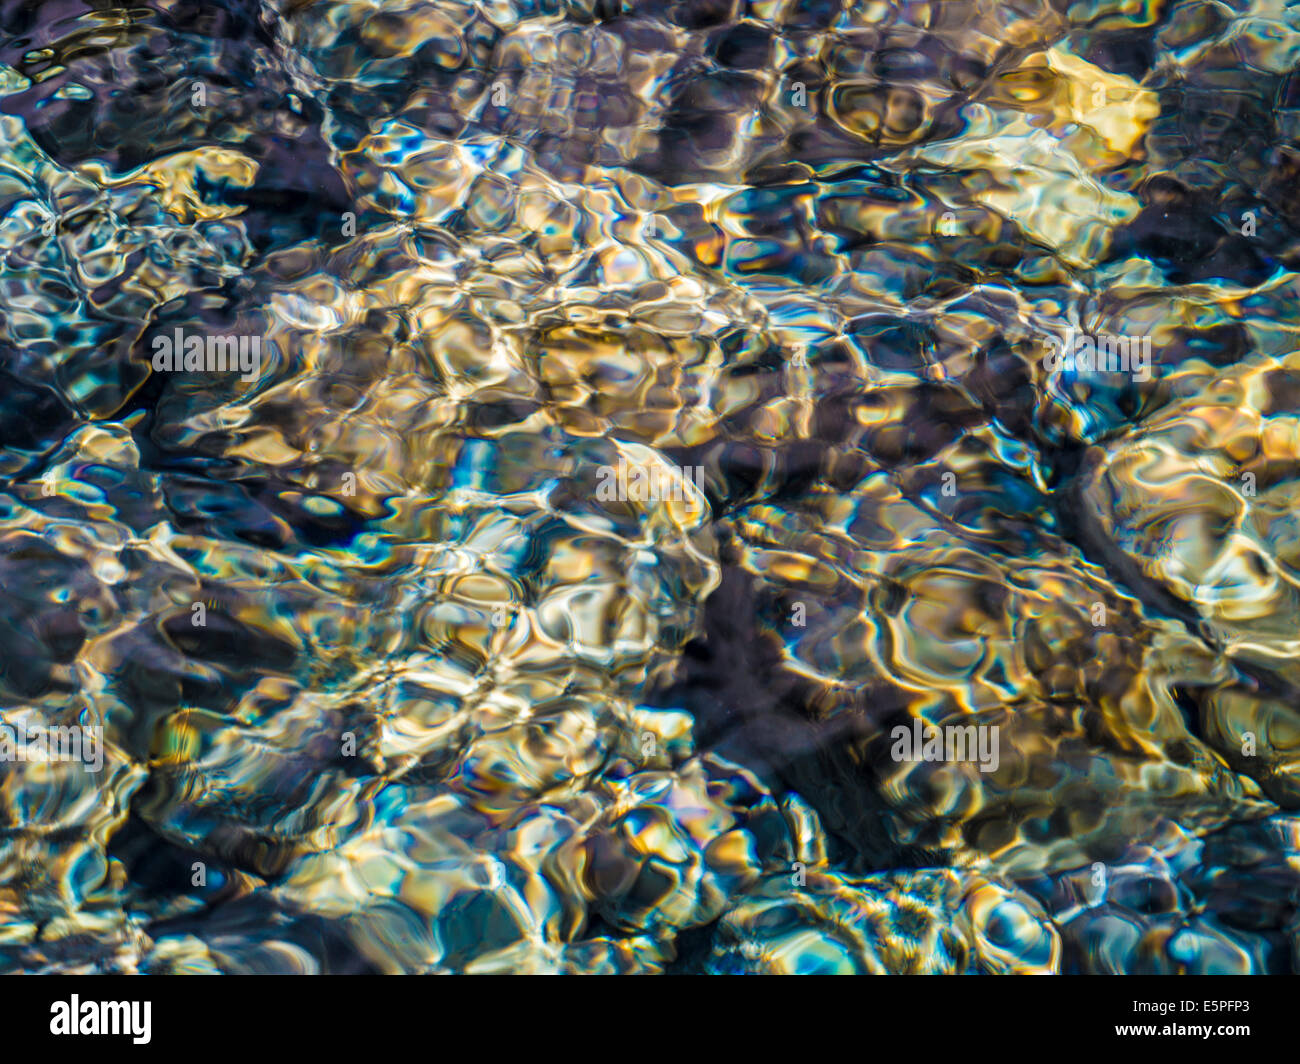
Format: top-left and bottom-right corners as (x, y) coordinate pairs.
(2, 0), (1300, 975)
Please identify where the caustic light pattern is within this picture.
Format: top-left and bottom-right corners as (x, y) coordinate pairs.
(1, 0), (1300, 975)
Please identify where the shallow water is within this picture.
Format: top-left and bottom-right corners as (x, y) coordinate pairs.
(1, 0), (1300, 974)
